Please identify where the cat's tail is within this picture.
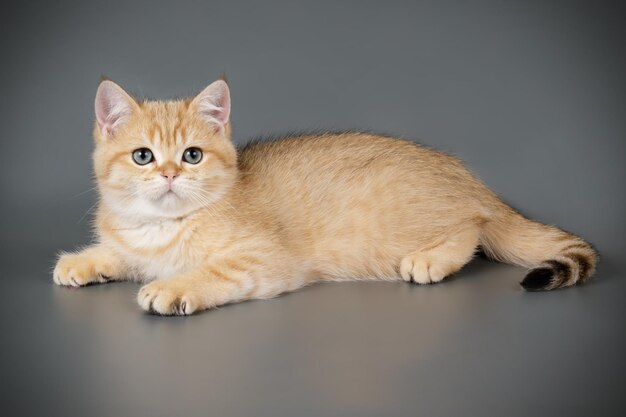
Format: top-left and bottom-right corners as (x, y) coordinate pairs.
(479, 202), (597, 291)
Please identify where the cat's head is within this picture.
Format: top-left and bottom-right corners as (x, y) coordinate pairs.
(92, 79), (237, 219)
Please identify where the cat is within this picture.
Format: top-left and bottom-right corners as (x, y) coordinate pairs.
(53, 78), (598, 315)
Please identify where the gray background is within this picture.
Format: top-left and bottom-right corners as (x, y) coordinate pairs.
(1, 0), (624, 416)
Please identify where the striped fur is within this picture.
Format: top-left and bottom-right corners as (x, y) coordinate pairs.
(480, 207), (597, 290)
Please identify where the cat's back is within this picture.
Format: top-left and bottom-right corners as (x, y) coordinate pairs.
(239, 132), (451, 174)
(239, 132), (407, 161)
(237, 132), (476, 186)
(236, 131), (489, 211)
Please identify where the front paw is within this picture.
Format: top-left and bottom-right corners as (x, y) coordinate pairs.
(53, 252), (112, 287)
(137, 280), (202, 316)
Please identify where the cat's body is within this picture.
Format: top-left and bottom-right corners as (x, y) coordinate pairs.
(235, 133), (490, 282)
(53, 79), (597, 315)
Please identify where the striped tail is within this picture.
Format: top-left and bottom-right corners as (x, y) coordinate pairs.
(479, 204), (597, 291)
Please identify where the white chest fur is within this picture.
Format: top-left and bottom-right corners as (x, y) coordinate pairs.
(110, 218), (196, 281)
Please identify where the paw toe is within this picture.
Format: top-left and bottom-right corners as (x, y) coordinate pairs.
(400, 255), (431, 284)
(53, 253), (109, 287)
(137, 282), (197, 316)
(427, 266), (448, 283)
(400, 253), (450, 285)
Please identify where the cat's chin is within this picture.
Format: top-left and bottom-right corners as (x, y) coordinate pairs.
(157, 190), (182, 206)
(144, 196), (201, 219)
(104, 194), (201, 221)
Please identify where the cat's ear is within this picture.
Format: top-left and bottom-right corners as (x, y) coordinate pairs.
(95, 80), (139, 138)
(190, 80), (231, 131)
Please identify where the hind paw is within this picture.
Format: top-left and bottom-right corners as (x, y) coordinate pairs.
(399, 253), (449, 284)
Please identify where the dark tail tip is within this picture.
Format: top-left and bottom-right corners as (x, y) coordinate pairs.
(522, 259), (574, 291)
(521, 267), (554, 291)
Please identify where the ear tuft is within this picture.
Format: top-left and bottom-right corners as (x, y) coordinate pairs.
(191, 80), (231, 130)
(95, 80), (136, 138)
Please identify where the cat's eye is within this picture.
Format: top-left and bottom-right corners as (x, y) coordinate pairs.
(132, 148), (154, 165)
(183, 147), (202, 164)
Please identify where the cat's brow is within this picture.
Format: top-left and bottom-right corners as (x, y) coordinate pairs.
(148, 123), (165, 144)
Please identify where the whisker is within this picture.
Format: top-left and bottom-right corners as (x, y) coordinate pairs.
(69, 186), (99, 200)
(77, 200), (99, 224)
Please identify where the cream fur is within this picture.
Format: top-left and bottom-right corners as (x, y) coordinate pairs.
(53, 79), (598, 315)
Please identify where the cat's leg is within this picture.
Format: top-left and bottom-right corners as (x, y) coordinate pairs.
(400, 225), (480, 285)
(53, 245), (127, 287)
(137, 254), (301, 316)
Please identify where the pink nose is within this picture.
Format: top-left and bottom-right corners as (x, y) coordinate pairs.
(161, 170), (179, 182)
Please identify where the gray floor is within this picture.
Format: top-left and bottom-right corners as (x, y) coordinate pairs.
(1, 246), (624, 416)
(1, 1), (625, 416)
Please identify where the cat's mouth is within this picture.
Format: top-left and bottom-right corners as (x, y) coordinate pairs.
(143, 184), (187, 207)
(156, 189), (180, 203)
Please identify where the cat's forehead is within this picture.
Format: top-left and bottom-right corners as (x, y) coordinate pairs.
(136, 100), (201, 145)
(141, 100), (189, 118)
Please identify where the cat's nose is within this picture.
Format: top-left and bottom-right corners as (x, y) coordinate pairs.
(161, 169), (179, 182)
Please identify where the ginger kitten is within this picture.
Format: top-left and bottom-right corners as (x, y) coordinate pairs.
(53, 79), (597, 315)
